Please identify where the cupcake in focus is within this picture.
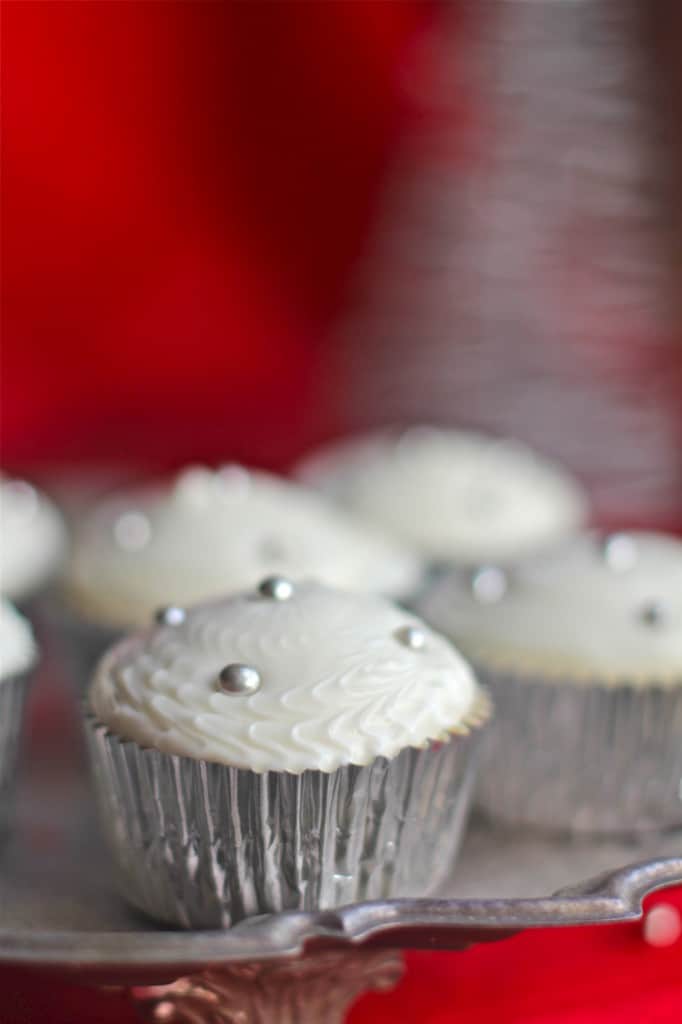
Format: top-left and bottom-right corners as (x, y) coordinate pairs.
(0, 474), (67, 607)
(0, 600), (36, 839)
(418, 531), (682, 833)
(296, 427), (588, 565)
(60, 465), (422, 685)
(86, 580), (489, 927)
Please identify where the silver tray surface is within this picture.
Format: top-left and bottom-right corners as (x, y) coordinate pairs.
(1, 657), (681, 976)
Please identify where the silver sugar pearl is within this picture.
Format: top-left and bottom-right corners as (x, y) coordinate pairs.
(602, 533), (638, 572)
(395, 625), (426, 650)
(218, 663), (261, 695)
(471, 566), (508, 604)
(155, 606), (186, 627)
(258, 576), (294, 600)
(640, 601), (666, 628)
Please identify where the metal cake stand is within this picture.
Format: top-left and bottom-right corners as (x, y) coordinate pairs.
(2, 656), (680, 1022)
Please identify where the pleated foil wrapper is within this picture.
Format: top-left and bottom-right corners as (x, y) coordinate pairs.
(84, 698), (489, 929)
(0, 672), (30, 841)
(474, 667), (682, 835)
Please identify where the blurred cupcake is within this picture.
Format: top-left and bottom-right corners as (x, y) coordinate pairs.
(86, 580), (489, 927)
(0, 473), (67, 607)
(0, 600), (36, 839)
(296, 427), (588, 565)
(61, 465), (421, 685)
(418, 531), (682, 834)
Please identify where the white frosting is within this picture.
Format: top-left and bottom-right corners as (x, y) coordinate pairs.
(296, 427), (588, 562)
(66, 467), (421, 628)
(89, 582), (482, 772)
(0, 599), (36, 680)
(0, 475), (66, 601)
(418, 532), (682, 684)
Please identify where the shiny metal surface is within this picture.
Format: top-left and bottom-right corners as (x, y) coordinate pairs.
(216, 662), (262, 695)
(473, 667), (682, 834)
(85, 714), (480, 928)
(0, 660), (680, 972)
(258, 577), (295, 602)
(131, 950), (405, 1024)
(155, 606), (187, 628)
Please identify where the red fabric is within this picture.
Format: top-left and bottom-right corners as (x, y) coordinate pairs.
(2, 3), (681, 1021)
(2, 0), (428, 468)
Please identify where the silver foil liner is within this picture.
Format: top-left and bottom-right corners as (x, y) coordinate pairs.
(0, 672), (30, 841)
(84, 703), (488, 929)
(474, 666), (682, 835)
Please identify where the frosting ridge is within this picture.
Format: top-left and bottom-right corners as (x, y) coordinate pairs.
(89, 582), (482, 772)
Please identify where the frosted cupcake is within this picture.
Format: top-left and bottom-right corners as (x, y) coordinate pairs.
(418, 531), (682, 833)
(86, 580), (489, 927)
(61, 466), (421, 685)
(0, 600), (36, 838)
(0, 474), (67, 606)
(296, 427), (588, 564)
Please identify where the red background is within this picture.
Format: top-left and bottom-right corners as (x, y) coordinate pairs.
(2, 2), (681, 1020)
(2, 0), (430, 470)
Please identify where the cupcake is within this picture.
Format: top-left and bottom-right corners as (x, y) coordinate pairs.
(418, 531), (682, 834)
(61, 465), (421, 685)
(85, 580), (489, 927)
(0, 600), (36, 838)
(0, 474), (67, 607)
(296, 427), (588, 565)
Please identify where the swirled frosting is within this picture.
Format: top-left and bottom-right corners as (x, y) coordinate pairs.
(418, 531), (682, 685)
(296, 427), (588, 562)
(0, 599), (36, 680)
(65, 466), (421, 629)
(0, 475), (67, 601)
(89, 581), (483, 772)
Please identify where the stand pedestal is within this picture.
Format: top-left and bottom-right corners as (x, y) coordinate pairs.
(131, 950), (404, 1024)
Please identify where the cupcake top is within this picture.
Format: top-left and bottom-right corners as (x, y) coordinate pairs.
(89, 580), (484, 772)
(65, 466), (421, 629)
(296, 427), (588, 562)
(0, 475), (67, 602)
(418, 531), (682, 685)
(0, 600), (36, 680)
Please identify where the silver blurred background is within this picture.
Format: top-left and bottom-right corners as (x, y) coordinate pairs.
(324, 0), (682, 525)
